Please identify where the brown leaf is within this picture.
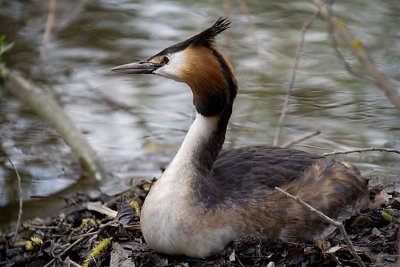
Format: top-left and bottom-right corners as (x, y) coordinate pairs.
(315, 238), (331, 252)
(369, 190), (392, 209)
(326, 245), (342, 254)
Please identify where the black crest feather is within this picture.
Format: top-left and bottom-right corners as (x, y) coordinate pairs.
(151, 18), (231, 58)
(191, 17), (231, 45)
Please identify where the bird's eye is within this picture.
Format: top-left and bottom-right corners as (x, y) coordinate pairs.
(162, 56), (169, 65)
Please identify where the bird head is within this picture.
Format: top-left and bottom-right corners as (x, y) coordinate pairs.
(112, 18), (237, 116)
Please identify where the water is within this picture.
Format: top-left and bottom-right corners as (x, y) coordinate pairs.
(0, 0), (399, 226)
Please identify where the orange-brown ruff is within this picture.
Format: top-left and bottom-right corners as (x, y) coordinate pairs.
(111, 18), (369, 258)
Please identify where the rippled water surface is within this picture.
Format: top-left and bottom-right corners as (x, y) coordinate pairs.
(0, 0), (399, 226)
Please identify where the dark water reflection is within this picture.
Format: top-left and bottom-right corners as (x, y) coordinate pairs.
(0, 0), (399, 226)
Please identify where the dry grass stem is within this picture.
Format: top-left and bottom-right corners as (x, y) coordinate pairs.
(6, 154), (23, 243)
(275, 186), (366, 267)
(273, 10), (319, 146)
(43, 233), (91, 267)
(67, 259), (82, 267)
(22, 224), (60, 230)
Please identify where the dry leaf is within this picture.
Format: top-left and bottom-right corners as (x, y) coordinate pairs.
(326, 245), (342, 254)
(229, 250), (236, 261)
(369, 190), (392, 209)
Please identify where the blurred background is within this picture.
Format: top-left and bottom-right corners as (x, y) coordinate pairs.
(0, 0), (399, 228)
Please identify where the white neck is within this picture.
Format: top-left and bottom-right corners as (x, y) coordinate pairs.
(162, 112), (219, 182)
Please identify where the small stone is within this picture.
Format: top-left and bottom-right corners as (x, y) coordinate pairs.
(372, 227), (382, 237)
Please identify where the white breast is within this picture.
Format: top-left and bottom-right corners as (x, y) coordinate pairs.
(140, 113), (239, 257)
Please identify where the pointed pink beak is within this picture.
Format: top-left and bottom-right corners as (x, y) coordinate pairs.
(111, 60), (161, 74)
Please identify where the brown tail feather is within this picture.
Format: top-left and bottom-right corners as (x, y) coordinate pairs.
(276, 159), (369, 241)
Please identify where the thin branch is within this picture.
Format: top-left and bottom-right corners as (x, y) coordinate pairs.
(323, 147), (400, 156)
(312, 0), (400, 110)
(43, 232), (91, 267)
(281, 130), (321, 148)
(22, 224), (61, 230)
(273, 10), (319, 146)
(70, 231), (99, 241)
(275, 186), (366, 267)
(324, 1), (369, 81)
(40, 0), (58, 61)
(6, 154), (23, 242)
(275, 187), (339, 226)
(66, 259), (82, 267)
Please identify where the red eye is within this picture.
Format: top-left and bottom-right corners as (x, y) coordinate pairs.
(162, 56), (169, 64)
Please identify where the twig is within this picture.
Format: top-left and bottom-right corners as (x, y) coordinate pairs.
(325, 2), (370, 81)
(275, 187), (339, 227)
(273, 10), (319, 146)
(40, 0), (58, 61)
(43, 233), (91, 267)
(281, 130), (321, 148)
(323, 147), (400, 156)
(236, 254), (245, 267)
(22, 224), (61, 230)
(312, 0), (400, 110)
(6, 154), (23, 242)
(275, 186), (366, 267)
(322, 0), (368, 81)
(67, 259), (82, 267)
(123, 223), (141, 230)
(70, 231), (99, 241)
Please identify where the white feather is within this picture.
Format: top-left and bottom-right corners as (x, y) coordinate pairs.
(140, 113), (237, 257)
(153, 50), (185, 82)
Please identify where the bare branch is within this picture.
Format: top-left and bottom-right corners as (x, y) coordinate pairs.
(43, 233), (91, 267)
(323, 147), (400, 156)
(312, 0), (400, 110)
(324, 1), (369, 81)
(281, 130), (321, 148)
(275, 186), (366, 267)
(273, 10), (319, 146)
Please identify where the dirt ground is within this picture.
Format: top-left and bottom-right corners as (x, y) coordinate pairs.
(1, 179), (399, 267)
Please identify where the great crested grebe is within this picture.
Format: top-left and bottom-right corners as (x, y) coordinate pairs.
(111, 18), (369, 258)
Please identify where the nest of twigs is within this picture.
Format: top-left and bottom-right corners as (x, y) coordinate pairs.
(0, 180), (399, 267)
